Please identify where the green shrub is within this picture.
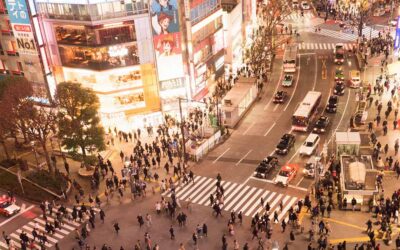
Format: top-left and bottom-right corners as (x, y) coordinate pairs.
(26, 170), (67, 195)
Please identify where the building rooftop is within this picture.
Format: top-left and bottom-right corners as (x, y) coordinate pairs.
(340, 155), (377, 194)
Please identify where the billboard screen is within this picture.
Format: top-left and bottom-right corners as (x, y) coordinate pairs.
(395, 16), (400, 50)
(5, 0), (38, 55)
(151, 0), (184, 81)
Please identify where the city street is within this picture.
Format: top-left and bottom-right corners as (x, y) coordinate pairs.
(0, 2), (399, 250)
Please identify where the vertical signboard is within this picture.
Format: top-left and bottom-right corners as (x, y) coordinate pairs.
(5, 0), (37, 55)
(151, 0), (184, 82)
(394, 16), (400, 50)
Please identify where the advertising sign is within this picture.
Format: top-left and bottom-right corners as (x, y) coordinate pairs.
(151, 0), (184, 81)
(160, 77), (185, 91)
(394, 16), (400, 50)
(5, 0), (38, 55)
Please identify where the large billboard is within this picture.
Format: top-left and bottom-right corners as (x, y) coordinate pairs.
(151, 0), (184, 82)
(5, 0), (38, 55)
(394, 16), (400, 50)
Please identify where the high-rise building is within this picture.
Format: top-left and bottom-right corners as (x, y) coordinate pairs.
(0, 0), (55, 101)
(35, 0), (162, 129)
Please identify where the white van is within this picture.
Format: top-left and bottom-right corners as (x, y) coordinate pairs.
(299, 133), (320, 156)
(349, 70), (361, 88)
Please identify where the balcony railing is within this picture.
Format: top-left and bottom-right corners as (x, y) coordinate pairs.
(47, 9), (148, 21)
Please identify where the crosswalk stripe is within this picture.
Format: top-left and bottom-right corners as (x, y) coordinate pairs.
(39, 216), (75, 231)
(175, 176), (207, 198)
(269, 195), (289, 220)
(246, 190), (269, 217)
(0, 241), (9, 249)
(171, 176), (202, 195)
(179, 177), (213, 201)
(16, 229), (53, 247)
(27, 222), (60, 242)
(34, 218), (71, 235)
(231, 187), (258, 212)
(192, 180), (224, 204)
(252, 191), (277, 217)
(224, 185), (251, 211)
(198, 181), (229, 205)
(41, 214), (80, 227)
(278, 197), (298, 221)
(222, 183), (242, 204)
(239, 189), (263, 215)
(9, 233), (25, 248)
(268, 193), (284, 219)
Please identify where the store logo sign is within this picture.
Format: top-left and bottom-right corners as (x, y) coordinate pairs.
(160, 78), (184, 91)
(5, 0), (30, 25)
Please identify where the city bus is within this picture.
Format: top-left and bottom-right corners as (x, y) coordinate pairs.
(283, 44), (298, 73)
(292, 91), (322, 132)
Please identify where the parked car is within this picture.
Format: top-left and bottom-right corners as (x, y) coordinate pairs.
(301, 1), (310, 10)
(275, 133), (296, 155)
(299, 133), (320, 156)
(333, 82), (345, 96)
(254, 156), (279, 178)
(0, 196), (21, 217)
(282, 74), (294, 87)
(389, 17), (398, 27)
(273, 91), (288, 103)
(274, 164), (298, 186)
(313, 116), (330, 133)
(303, 157), (325, 178)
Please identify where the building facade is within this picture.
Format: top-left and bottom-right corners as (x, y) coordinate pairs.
(35, 0), (162, 129)
(0, 0), (55, 101)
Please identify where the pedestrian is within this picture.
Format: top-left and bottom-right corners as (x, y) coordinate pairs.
(113, 222), (120, 234)
(202, 223), (208, 237)
(145, 213), (152, 228)
(169, 225), (175, 240)
(384, 144), (389, 154)
(100, 209), (105, 223)
(137, 214), (144, 227)
(394, 120), (398, 130)
(281, 220), (286, 232)
(290, 230), (295, 241)
(192, 232), (198, 247)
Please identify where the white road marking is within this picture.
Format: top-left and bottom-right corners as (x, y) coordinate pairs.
(264, 69), (284, 110)
(288, 184), (308, 191)
(243, 122), (255, 135)
(212, 147), (231, 164)
(312, 54), (318, 90)
(295, 176), (304, 186)
(246, 190), (270, 216)
(284, 54), (302, 111)
(264, 122), (276, 137)
(273, 104), (280, 112)
(242, 175), (252, 185)
(236, 149), (253, 166)
(278, 197), (298, 220)
(0, 204), (34, 227)
(327, 89), (351, 144)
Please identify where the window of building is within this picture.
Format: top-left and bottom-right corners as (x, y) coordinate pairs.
(17, 61), (23, 71)
(190, 0), (219, 24)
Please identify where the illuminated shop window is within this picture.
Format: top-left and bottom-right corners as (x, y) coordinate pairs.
(59, 44), (139, 71)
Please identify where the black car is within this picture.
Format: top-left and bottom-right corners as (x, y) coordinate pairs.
(275, 133), (296, 155)
(313, 116), (330, 133)
(333, 82), (345, 96)
(273, 91), (288, 103)
(255, 156), (279, 178)
(326, 95), (338, 113)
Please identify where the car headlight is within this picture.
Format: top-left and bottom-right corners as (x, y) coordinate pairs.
(283, 149), (287, 152)
(321, 129), (325, 132)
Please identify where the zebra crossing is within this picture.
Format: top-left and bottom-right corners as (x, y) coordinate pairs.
(284, 12), (314, 21)
(317, 26), (381, 41)
(0, 206), (100, 249)
(163, 176), (300, 221)
(282, 42), (356, 50)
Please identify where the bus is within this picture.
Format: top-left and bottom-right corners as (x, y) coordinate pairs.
(292, 91), (322, 132)
(283, 44), (298, 73)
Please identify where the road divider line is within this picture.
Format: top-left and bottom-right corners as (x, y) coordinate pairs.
(287, 184), (308, 191)
(212, 147), (231, 164)
(312, 54), (318, 90)
(264, 123), (276, 137)
(236, 149), (253, 166)
(264, 69), (284, 110)
(296, 176), (304, 187)
(284, 54), (302, 111)
(243, 122), (255, 135)
(273, 104), (279, 112)
(327, 89), (351, 145)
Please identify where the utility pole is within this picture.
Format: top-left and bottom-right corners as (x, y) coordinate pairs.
(178, 97), (187, 163)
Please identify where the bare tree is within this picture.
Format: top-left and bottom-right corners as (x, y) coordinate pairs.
(20, 102), (58, 174)
(244, 0), (292, 77)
